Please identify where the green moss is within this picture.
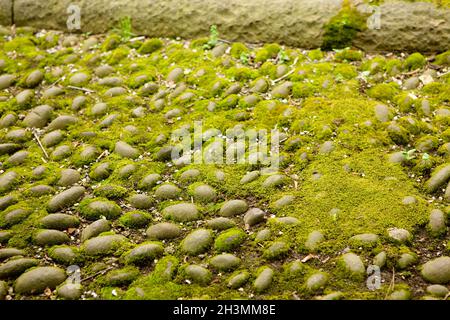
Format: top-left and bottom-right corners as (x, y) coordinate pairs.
(435, 50), (450, 65)
(218, 94), (239, 109)
(367, 82), (400, 101)
(321, 1), (368, 50)
(335, 48), (363, 62)
(214, 228), (246, 252)
(138, 39), (164, 54)
(292, 82), (317, 98)
(93, 184), (129, 199)
(255, 44), (281, 63)
(404, 52), (426, 70)
(230, 42), (250, 59)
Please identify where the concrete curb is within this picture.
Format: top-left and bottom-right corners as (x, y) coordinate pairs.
(1, 0), (450, 52)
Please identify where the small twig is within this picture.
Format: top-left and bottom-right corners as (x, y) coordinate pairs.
(32, 129), (49, 159)
(272, 56), (299, 84)
(81, 266), (114, 283)
(96, 150), (108, 162)
(67, 85), (95, 93)
(218, 38), (232, 44)
(129, 36), (146, 42)
(444, 292), (450, 301)
(384, 267), (396, 300)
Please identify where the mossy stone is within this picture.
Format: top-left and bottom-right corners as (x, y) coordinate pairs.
(263, 241), (289, 260)
(428, 209), (447, 237)
(155, 184), (181, 200)
(81, 219), (111, 242)
(243, 208), (265, 227)
(305, 230), (325, 251)
(33, 229), (70, 246)
(421, 257), (450, 284)
(254, 267), (274, 293)
(426, 284), (449, 297)
(104, 267), (139, 286)
(181, 229), (213, 255)
(3, 208), (31, 227)
(57, 283), (82, 300)
(305, 272), (329, 292)
(338, 253), (365, 281)
(49, 246), (77, 265)
(192, 184), (216, 203)
(79, 198), (121, 220)
(373, 251), (387, 268)
(25, 70), (44, 88)
(397, 253), (417, 270)
(23, 105), (53, 128)
(40, 214), (80, 230)
(240, 171), (260, 184)
(83, 235), (128, 256)
(0, 195), (17, 211)
(219, 200), (248, 217)
(146, 222), (181, 240)
(5, 150), (28, 165)
(47, 115), (78, 131)
(0, 258), (39, 279)
(227, 271), (250, 289)
(387, 228), (412, 244)
(262, 174), (287, 188)
(425, 165), (450, 193)
(119, 211), (151, 229)
(124, 242), (164, 265)
(138, 173), (160, 190)
(0, 248), (25, 260)
(115, 141), (139, 159)
(210, 254), (241, 271)
(57, 169), (80, 187)
(48, 186), (85, 212)
(129, 194), (153, 209)
(184, 265), (211, 285)
(14, 267), (66, 294)
(163, 203), (200, 222)
(206, 217), (236, 230)
(214, 228), (246, 252)
(349, 233), (379, 248)
(0, 171), (19, 194)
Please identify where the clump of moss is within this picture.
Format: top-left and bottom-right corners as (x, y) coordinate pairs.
(292, 82), (317, 98)
(308, 49), (324, 61)
(230, 42), (250, 59)
(78, 197), (122, 220)
(335, 48), (363, 62)
(255, 44), (281, 63)
(321, 1), (368, 50)
(93, 184), (128, 199)
(435, 50), (450, 65)
(119, 210), (151, 228)
(138, 39), (163, 54)
(367, 82), (400, 101)
(404, 52), (426, 70)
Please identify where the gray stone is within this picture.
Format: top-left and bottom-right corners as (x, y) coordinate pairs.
(206, 217), (236, 230)
(193, 184), (216, 203)
(90, 162), (112, 180)
(124, 243), (164, 264)
(397, 253), (417, 269)
(305, 230), (325, 251)
(40, 214), (80, 230)
(179, 169), (201, 182)
(0, 258), (39, 279)
(104, 87), (126, 97)
(271, 81), (292, 98)
(262, 174), (286, 188)
(3, 208), (31, 226)
(421, 256), (450, 284)
(28, 185), (54, 196)
(84, 235), (128, 256)
(166, 68), (184, 82)
(220, 200), (248, 217)
(306, 272), (329, 292)
(81, 219), (111, 242)
(57, 169), (80, 186)
(6, 151), (29, 165)
(47, 115), (78, 131)
(0, 114), (17, 128)
(115, 141), (139, 158)
(91, 102), (108, 116)
(163, 203), (200, 222)
(71, 96), (87, 111)
(388, 289), (411, 300)
(23, 105), (53, 128)
(184, 265), (211, 285)
(181, 229), (213, 255)
(25, 70), (44, 88)
(0, 74), (15, 89)
(42, 130), (64, 147)
(57, 283), (82, 300)
(425, 165), (450, 193)
(14, 267), (67, 294)
(227, 271), (250, 289)
(69, 72), (89, 86)
(243, 208), (265, 227)
(273, 216), (300, 225)
(254, 267), (274, 293)
(403, 77), (420, 90)
(273, 195), (295, 209)
(373, 251), (387, 268)
(0, 143), (21, 156)
(95, 65), (115, 77)
(210, 254), (240, 271)
(0, 171), (18, 193)
(138, 173), (160, 190)
(48, 186), (85, 212)
(387, 228), (412, 244)
(155, 184), (181, 200)
(16, 89), (34, 106)
(255, 229), (271, 242)
(0, 195), (17, 211)
(339, 253), (365, 280)
(33, 229), (70, 246)
(146, 222), (181, 240)
(129, 194), (153, 209)
(263, 241), (289, 260)
(0, 248), (25, 261)
(48, 246), (77, 265)
(426, 284), (449, 297)
(240, 171), (260, 184)
(349, 233), (379, 247)
(319, 141), (334, 154)
(0, 280), (7, 300)
(80, 200), (121, 220)
(0, 231), (12, 244)
(428, 209), (447, 237)
(374, 104), (390, 122)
